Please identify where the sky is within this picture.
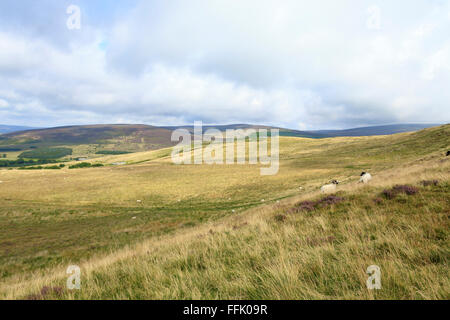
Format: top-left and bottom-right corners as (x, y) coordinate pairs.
(0, 0), (449, 130)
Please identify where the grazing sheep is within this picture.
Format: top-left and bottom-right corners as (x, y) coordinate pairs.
(136, 200), (142, 203)
(320, 180), (339, 193)
(359, 172), (372, 184)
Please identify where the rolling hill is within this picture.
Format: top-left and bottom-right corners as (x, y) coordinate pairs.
(163, 123), (442, 138)
(0, 124), (448, 299)
(0, 123), (445, 162)
(0, 125), (40, 134)
(311, 123), (441, 137)
(0, 124), (176, 154)
(161, 124), (328, 138)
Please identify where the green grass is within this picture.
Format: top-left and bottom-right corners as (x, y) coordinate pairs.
(18, 147), (73, 160)
(68, 162), (103, 169)
(0, 158), (60, 168)
(0, 194), (261, 280)
(95, 151), (132, 155)
(0, 124), (448, 299)
(12, 179), (448, 300)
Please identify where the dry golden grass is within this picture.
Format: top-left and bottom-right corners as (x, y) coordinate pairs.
(1, 155), (448, 300)
(0, 124), (448, 299)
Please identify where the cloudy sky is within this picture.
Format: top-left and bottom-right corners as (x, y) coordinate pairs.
(0, 0), (449, 130)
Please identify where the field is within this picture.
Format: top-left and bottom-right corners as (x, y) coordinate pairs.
(0, 124), (448, 299)
(0, 124), (177, 160)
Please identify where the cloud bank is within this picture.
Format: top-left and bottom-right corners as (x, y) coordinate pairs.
(0, 0), (449, 129)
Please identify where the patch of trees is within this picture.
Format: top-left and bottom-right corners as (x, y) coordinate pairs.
(0, 158), (59, 168)
(18, 164), (65, 170)
(95, 150), (132, 155)
(0, 148), (22, 152)
(69, 162), (104, 169)
(18, 147), (73, 160)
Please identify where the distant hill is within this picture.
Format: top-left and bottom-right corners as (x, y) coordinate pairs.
(310, 124), (441, 137)
(0, 125), (40, 134)
(162, 123), (441, 138)
(162, 124), (328, 138)
(0, 123), (443, 154)
(0, 124), (175, 152)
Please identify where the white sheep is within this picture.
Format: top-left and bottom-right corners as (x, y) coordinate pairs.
(320, 180), (339, 193)
(359, 172), (372, 184)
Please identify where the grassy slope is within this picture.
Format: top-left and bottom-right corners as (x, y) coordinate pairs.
(0, 124), (175, 157)
(0, 124), (448, 299)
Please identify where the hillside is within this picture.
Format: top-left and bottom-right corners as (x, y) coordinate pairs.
(0, 124), (175, 156)
(0, 124), (448, 299)
(13, 164), (449, 299)
(162, 123), (442, 138)
(0, 123), (440, 156)
(162, 124), (328, 138)
(0, 125), (40, 134)
(311, 123), (441, 137)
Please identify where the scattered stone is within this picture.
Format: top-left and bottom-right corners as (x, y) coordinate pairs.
(421, 179), (439, 186)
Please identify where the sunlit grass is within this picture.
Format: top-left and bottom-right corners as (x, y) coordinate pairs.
(0, 124), (448, 299)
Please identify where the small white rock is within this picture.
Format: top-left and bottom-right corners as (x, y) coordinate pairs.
(132, 216), (136, 219)
(261, 199), (265, 202)
(232, 209), (235, 213)
(136, 200), (142, 203)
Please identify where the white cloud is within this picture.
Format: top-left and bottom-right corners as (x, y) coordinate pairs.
(0, 99), (9, 108)
(0, 0), (449, 129)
